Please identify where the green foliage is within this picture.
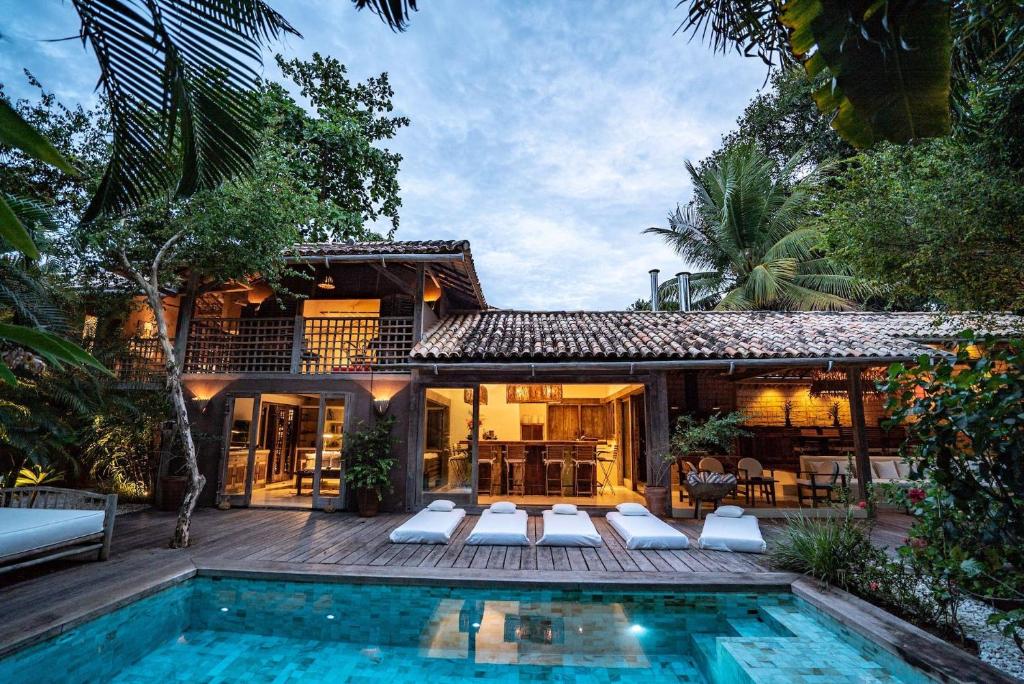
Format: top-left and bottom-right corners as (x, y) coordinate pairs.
(670, 411), (749, 456)
(343, 416), (397, 501)
(14, 465), (60, 487)
(884, 337), (1024, 651)
(819, 139), (1024, 311)
(677, 1), (1024, 148)
(269, 54), (409, 240)
(699, 68), (855, 176)
(786, 0), (952, 147)
(646, 144), (867, 311)
(770, 512), (945, 634)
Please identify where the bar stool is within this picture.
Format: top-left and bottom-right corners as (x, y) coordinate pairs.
(597, 444), (617, 494)
(543, 445), (570, 497)
(505, 443), (527, 496)
(573, 443), (598, 497)
(477, 443), (502, 496)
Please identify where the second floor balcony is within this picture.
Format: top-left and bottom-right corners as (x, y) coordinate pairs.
(183, 315), (415, 375)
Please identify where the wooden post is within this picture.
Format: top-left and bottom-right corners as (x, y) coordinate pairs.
(172, 273), (199, 371)
(469, 383), (481, 503)
(644, 372), (671, 487)
(405, 371), (424, 512)
(412, 263), (425, 343)
(846, 367), (873, 507)
(289, 314), (304, 374)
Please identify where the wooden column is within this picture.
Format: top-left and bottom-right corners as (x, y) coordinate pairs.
(404, 370), (424, 512)
(846, 367), (873, 506)
(644, 372), (671, 486)
(172, 273), (199, 371)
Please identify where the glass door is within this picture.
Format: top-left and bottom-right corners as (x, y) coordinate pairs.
(313, 394), (349, 509)
(219, 394), (260, 507)
(418, 385), (479, 507)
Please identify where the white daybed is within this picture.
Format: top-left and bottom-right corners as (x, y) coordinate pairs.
(389, 504), (467, 544)
(697, 509), (767, 554)
(0, 487), (117, 573)
(537, 507), (602, 547)
(606, 504), (689, 550)
(466, 504), (529, 546)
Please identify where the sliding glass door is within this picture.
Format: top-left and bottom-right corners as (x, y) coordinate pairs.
(218, 392), (350, 510)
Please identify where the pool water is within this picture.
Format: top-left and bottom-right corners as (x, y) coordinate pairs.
(1, 577), (930, 683)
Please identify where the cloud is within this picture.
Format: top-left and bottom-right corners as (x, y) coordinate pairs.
(2, 0), (768, 309)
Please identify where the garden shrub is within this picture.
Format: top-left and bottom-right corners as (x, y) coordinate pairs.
(884, 335), (1024, 653)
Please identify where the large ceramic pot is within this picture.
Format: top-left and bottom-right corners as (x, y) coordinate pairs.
(159, 475), (187, 512)
(356, 488), (381, 517)
(644, 485), (670, 517)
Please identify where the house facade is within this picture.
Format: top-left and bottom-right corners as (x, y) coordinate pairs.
(116, 240), (1020, 514)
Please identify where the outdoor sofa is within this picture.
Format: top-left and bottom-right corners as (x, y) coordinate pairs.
(0, 486), (118, 573)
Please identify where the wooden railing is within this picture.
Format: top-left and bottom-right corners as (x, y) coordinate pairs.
(112, 336), (166, 384)
(183, 316), (414, 375)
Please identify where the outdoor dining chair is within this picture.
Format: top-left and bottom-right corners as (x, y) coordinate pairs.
(736, 457), (777, 506)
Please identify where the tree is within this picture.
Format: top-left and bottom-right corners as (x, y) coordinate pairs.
(69, 54), (408, 546)
(697, 68), (855, 177)
(644, 144), (865, 311)
(677, 1), (1024, 148)
(818, 139), (1024, 311)
(266, 54), (408, 240)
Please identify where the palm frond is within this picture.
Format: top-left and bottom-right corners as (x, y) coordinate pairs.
(779, 281), (859, 311)
(715, 286), (757, 311)
(354, 0), (418, 31)
(73, 0), (302, 220)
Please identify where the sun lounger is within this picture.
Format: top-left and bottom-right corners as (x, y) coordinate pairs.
(537, 508), (602, 547)
(389, 507), (467, 544)
(698, 512), (766, 554)
(466, 508), (529, 546)
(606, 508), (689, 550)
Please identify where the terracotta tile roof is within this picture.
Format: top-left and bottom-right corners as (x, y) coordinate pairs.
(291, 240), (471, 257)
(412, 311), (1023, 363)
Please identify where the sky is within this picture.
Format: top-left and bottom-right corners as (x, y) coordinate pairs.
(0, 0), (767, 310)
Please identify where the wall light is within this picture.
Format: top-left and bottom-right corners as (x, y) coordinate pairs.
(373, 397), (391, 416)
(191, 397), (210, 413)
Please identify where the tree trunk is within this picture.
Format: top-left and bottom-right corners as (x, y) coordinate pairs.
(142, 284), (205, 547)
(123, 235), (204, 549)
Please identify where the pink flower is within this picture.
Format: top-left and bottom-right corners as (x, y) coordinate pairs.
(869, 581), (879, 591)
(857, 500), (867, 509)
(908, 488), (926, 504)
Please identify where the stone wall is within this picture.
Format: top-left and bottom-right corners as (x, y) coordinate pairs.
(735, 383), (887, 427)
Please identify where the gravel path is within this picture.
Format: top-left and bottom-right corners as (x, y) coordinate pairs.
(958, 598), (1024, 681)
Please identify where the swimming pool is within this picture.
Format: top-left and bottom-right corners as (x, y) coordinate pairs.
(1, 576), (930, 683)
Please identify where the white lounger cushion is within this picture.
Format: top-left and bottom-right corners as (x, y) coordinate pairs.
(698, 513), (766, 554)
(389, 507), (467, 544)
(0, 508), (105, 559)
(538, 510), (602, 547)
(466, 509), (529, 546)
(606, 511), (689, 550)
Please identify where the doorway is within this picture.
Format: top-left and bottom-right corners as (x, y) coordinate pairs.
(218, 392), (349, 509)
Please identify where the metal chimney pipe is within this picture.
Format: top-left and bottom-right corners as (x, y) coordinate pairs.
(676, 271), (692, 312)
(649, 269), (660, 311)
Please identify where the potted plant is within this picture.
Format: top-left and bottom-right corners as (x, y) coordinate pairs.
(343, 415), (397, 517)
(671, 412), (749, 461)
(644, 452), (674, 517)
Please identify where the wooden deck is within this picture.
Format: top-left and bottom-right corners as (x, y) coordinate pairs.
(0, 507), (912, 656)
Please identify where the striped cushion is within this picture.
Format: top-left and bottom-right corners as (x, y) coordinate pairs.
(687, 471), (737, 486)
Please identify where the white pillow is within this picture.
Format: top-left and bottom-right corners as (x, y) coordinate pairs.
(714, 505), (745, 518)
(489, 501), (517, 514)
(552, 503), (578, 515)
(814, 460), (838, 476)
(873, 460), (900, 480)
(427, 499), (456, 512)
(895, 461), (912, 478)
(616, 503), (649, 516)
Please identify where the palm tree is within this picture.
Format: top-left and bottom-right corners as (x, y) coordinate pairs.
(645, 143), (865, 311)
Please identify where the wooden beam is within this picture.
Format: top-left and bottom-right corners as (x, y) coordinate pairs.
(404, 371), (424, 512)
(846, 367), (872, 506)
(370, 264), (414, 294)
(172, 272), (199, 370)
